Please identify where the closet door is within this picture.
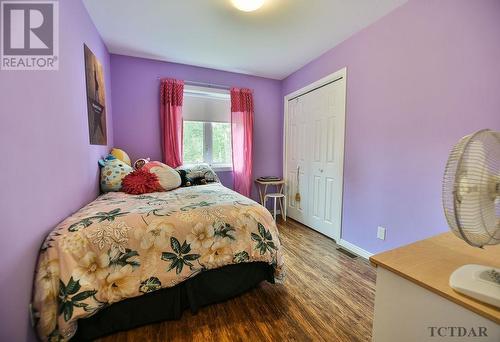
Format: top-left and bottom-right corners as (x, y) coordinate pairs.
(307, 81), (344, 239)
(286, 96), (310, 224)
(285, 72), (346, 241)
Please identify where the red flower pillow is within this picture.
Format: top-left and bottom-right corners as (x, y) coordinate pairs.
(121, 168), (162, 195)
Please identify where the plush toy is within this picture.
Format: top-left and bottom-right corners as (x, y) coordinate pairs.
(191, 176), (208, 186)
(176, 164), (220, 185)
(98, 155), (133, 192)
(110, 148), (131, 166)
(177, 169), (193, 187)
(142, 161), (181, 191)
(134, 158), (150, 170)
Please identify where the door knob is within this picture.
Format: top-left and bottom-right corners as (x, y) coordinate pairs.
(319, 169), (324, 173)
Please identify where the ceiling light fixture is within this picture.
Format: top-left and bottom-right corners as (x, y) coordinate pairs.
(231, 0), (265, 12)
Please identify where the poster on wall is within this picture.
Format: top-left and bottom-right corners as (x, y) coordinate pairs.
(84, 44), (107, 145)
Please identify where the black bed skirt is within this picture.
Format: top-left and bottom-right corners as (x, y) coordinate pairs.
(72, 262), (275, 341)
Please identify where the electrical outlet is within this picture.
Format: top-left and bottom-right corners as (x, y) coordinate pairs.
(377, 226), (386, 240)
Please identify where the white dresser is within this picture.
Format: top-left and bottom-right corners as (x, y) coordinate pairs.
(370, 233), (500, 342)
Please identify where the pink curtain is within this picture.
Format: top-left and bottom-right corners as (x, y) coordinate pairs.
(231, 88), (254, 197)
(160, 79), (184, 168)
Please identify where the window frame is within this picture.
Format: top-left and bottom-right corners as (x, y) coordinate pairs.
(182, 86), (233, 172)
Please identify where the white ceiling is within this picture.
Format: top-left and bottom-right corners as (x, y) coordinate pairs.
(83, 0), (407, 80)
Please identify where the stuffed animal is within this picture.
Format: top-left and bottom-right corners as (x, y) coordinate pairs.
(134, 158), (150, 170)
(110, 148), (131, 166)
(191, 176), (208, 186)
(176, 164), (220, 185)
(142, 161), (181, 191)
(177, 169), (193, 187)
(98, 155), (133, 192)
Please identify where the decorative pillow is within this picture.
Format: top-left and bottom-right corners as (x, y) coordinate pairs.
(176, 163), (220, 186)
(121, 168), (162, 195)
(111, 148), (131, 166)
(98, 155), (133, 192)
(142, 161), (181, 191)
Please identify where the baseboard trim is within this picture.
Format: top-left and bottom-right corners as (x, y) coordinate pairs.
(338, 239), (373, 260)
(283, 216), (373, 260)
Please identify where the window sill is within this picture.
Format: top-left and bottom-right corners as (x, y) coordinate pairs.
(211, 165), (233, 172)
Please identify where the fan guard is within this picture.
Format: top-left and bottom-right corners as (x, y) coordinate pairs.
(442, 129), (500, 248)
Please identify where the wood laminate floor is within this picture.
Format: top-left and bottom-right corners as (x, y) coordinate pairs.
(98, 219), (376, 342)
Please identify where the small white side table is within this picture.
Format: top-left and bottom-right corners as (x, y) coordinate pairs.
(255, 179), (285, 205)
(255, 179), (286, 221)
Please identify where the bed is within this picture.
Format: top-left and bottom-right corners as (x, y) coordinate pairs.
(32, 183), (284, 341)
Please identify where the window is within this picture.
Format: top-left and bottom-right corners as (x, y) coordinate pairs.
(183, 121), (232, 167)
(183, 121), (204, 163)
(182, 86), (232, 171)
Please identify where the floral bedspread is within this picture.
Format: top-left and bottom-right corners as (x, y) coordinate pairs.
(32, 183), (284, 341)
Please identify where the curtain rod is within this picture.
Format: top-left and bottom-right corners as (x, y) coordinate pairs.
(157, 77), (231, 91)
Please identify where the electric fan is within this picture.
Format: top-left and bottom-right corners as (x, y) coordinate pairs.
(442, 129), (500, 308)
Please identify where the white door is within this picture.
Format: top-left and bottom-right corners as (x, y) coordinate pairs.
(286, 96), (310, 224)
(285, 70), (346, 241)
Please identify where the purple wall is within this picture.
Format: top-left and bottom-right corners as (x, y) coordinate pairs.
(2, 0), (500, 340)
(0, 0), (113, 340)
(282, 0), (500, 254)
(110, 54), (283, 199)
